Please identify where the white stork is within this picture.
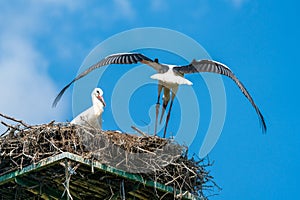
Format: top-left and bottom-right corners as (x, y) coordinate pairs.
(71, 88), (106, 129)
(53, 53), (266, 137)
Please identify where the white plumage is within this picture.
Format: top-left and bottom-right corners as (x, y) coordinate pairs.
(150, 65), (193, 86)
(71, 88), (106, 129)
(54, 52), (266, 137)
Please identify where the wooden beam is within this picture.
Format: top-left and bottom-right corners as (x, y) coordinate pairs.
(15, 177), (62, 200)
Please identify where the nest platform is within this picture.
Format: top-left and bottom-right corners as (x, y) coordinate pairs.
(0, 114), (218, 199)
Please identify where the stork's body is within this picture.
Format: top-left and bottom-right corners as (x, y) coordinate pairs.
(53, 53), (266, 137)
(71, 88), (106, 129)
(150, 64), (192, 136)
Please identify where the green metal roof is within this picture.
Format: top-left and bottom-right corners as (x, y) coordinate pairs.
(0, 152), (201, 200)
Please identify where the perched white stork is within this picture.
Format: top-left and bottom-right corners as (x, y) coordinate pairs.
(71, 88), (106, 129)
(53, 53), (266, 137)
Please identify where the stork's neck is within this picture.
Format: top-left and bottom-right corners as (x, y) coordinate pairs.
(92, 96), (104, 116)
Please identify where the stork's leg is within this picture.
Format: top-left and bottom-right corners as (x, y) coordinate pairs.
(159, 87), (170, 124)
(154, 84), (163, 136)
(163, 87), (178, 138)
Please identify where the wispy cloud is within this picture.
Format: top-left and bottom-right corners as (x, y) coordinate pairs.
(0, 1), (71, 133)
(0, 35), (66, 120)
(113, 0), (136, 20)
(84, 0), (136, 31)
(0, 1), (139, 133)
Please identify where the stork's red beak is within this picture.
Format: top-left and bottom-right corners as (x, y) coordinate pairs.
(97, 95), (106, 107)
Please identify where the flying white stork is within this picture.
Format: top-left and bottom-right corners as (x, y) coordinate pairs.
(71, 88), (106, 129)
(53, 53), (266, 137)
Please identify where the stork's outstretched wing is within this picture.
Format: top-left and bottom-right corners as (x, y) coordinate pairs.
(174, 59), (267, 132)
(52, 53), (160, 107)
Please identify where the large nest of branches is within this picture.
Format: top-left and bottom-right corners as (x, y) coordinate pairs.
(0, 113), (219, 199)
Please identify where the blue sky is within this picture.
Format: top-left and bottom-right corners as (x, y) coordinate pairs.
(0, 0), (299, 199)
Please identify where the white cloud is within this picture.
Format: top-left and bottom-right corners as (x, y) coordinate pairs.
(0, 2), (70, 133)
(0, 1), (137, 134)
(0, 34), (66, 121)
(0, 44), (68, 133)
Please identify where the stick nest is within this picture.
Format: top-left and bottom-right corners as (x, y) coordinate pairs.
(0, 113), (219, 199)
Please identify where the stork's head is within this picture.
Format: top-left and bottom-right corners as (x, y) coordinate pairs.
(92, 88), (106, 107)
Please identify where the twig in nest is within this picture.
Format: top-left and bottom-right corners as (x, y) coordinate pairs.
(0, 125), (10, 137)
(134, 146), (156, 155)
(1, 121), (21, 131)
(181, 162), (197, 176)
(165, 174), (183, 186)
(176, 191), (188, 199)
(131, 126), (147, 137)
(47, 120), (55, 126)
(44, 136), (63, 153)
(0, 113), (31, 128)
(0, 121), (218, 199)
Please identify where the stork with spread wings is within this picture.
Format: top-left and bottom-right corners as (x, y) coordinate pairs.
(53, 53), (266, 137)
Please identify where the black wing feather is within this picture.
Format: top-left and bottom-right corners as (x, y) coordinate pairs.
(52, 53), (154, 107)
(174, 59), (267, 133)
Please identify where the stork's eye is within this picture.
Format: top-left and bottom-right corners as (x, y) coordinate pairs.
(96, 90), (100, 94)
